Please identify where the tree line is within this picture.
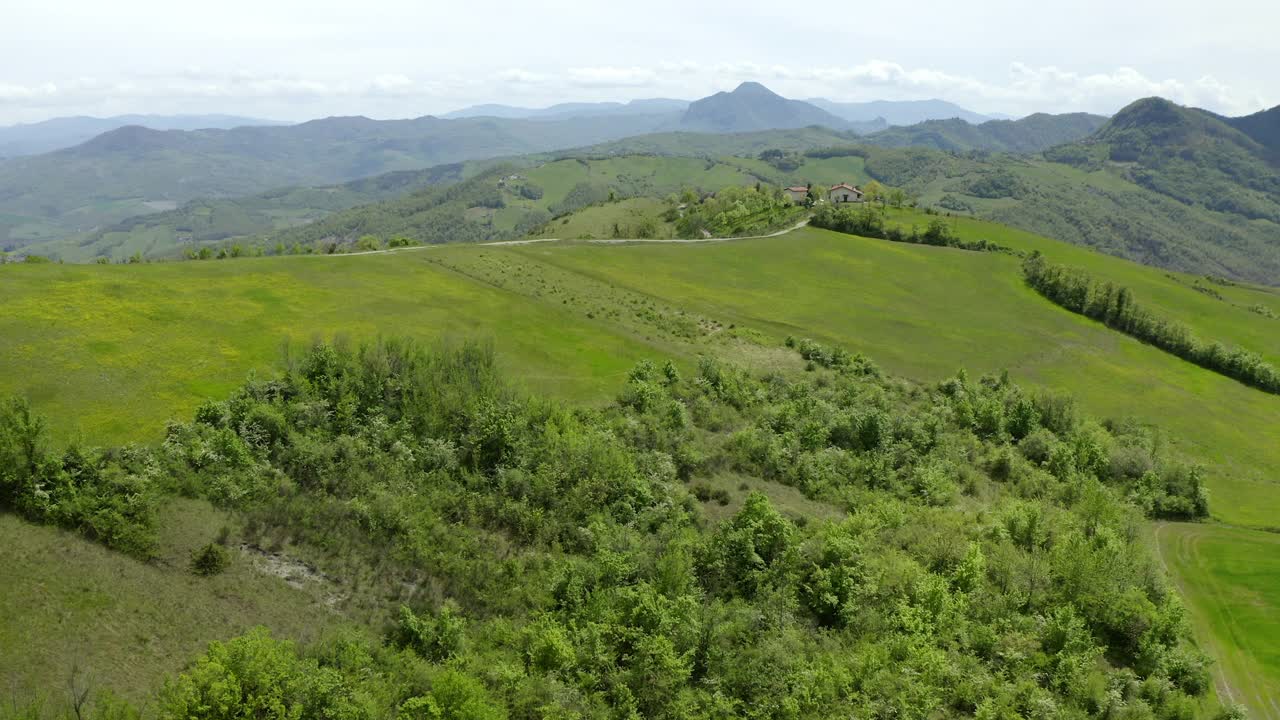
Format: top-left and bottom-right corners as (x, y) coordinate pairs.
(1023, 253), (1280, 395)
(811, 203), (1018, 254)
(1, 337), (1230, 720)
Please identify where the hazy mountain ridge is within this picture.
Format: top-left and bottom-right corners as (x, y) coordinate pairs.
(442, 98), (690, 120)
(0, 113), (288, 157)
(862, 112), (1109, 153)
(807, 97), (998, 125)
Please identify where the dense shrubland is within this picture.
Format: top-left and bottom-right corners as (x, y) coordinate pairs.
(1024, 253), (1280, 394)
(1, 336), (1225, 719)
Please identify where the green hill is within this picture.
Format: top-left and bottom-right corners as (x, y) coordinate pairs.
(1224, 105), (1280, 154)
(28, 162), (476, 262)
(1048, 97), (1280, 223)
(863, 112), (1108, 153)
(0, 113), (680, 248)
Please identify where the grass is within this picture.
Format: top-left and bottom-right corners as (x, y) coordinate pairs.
(0, 499), (351, 707)
(0, 252), (679, 445)
(879, 207), (1280, 363)
(1156, 523), (1280, 720)
(508, 227), (1280, 529)
(532, 197), (676, 240)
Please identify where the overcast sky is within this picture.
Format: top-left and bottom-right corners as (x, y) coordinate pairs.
(2, 0), (1276, 125)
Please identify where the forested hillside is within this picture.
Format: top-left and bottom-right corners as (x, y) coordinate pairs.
(863, 112), (1107, 153)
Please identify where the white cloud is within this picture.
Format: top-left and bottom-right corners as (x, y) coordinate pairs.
(566, 66), (657, 88)
(495, 68), (547, 85)
(0, 59), (1273, 125)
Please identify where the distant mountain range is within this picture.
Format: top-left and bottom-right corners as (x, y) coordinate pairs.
(0, 114), (289, 157)
(807, 98), (1004, 125)
(14, 82), (1272, 275)
(442, 98), (690, 120)
(445, 93), (1005, 128)
(0, 82), (999, 246)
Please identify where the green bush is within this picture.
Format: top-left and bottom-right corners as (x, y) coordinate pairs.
(190, 542), (230, 576)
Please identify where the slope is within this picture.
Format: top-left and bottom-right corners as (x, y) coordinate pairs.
(0, 113), (288, 157)
(862, 112), (1108, 153)
(806, 97), (997, 125)
(0, 112), (678, 247)
(4, 217), (1280, 717)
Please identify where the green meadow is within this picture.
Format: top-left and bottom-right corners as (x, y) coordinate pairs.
(1158, 523), (1280, 720)
(0, 498), (349, 706)
(0, 253), (679, 445)
(506, 227), (1280, 528)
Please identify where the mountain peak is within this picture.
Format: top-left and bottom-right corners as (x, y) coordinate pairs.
(681, 82), (847, 133)
(71, 125), (177, 155)
(731, 81), (776, 96)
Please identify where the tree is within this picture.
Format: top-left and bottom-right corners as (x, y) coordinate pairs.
(888, 187), (908, 208)
(862, 180), (886, 207)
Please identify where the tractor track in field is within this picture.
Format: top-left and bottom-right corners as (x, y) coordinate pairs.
(1155, 522), (1279, 719)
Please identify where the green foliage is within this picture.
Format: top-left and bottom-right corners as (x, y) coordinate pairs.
(0, 397), (159, 556)
(190, 542), (230, 576)
(158, 628), (368, 720)
(1024, 252), (1280, 396)
(8, 338), (1231, 718)
(674, 185), (803, 238)
(811, 203), (1017, 254)
(392, 605), (467, 662)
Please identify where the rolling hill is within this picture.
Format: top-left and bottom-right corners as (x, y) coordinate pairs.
(0, 113), (682, 248)
(862, 112), (1108, 153)
(442, 98), (690, 120)
(807, 97), (999, 125)
(1048, 97), (1280, 223)
(0, 113), (288, 157)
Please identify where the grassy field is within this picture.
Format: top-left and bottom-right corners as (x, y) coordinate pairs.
(508, 228), (1280, 528)
(879, 207), (1280, 363)
(532, 197), (677, 239)
(1157, 523), (1280, 720)
(0, 253), (682, 445)
(0, 498), (351, 707)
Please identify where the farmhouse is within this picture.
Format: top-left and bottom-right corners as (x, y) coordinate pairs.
(829, 183), (864, 204)
(785, 185), (810, 204)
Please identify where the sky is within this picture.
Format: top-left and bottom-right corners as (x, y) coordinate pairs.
(2, 0), (1277, 125)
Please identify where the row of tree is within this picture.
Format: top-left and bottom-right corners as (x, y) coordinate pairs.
(1023, 253), (1280, 395)
(810, 203), (1016, 254)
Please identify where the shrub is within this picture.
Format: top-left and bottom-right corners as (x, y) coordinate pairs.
(190, 542), (230, 576)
